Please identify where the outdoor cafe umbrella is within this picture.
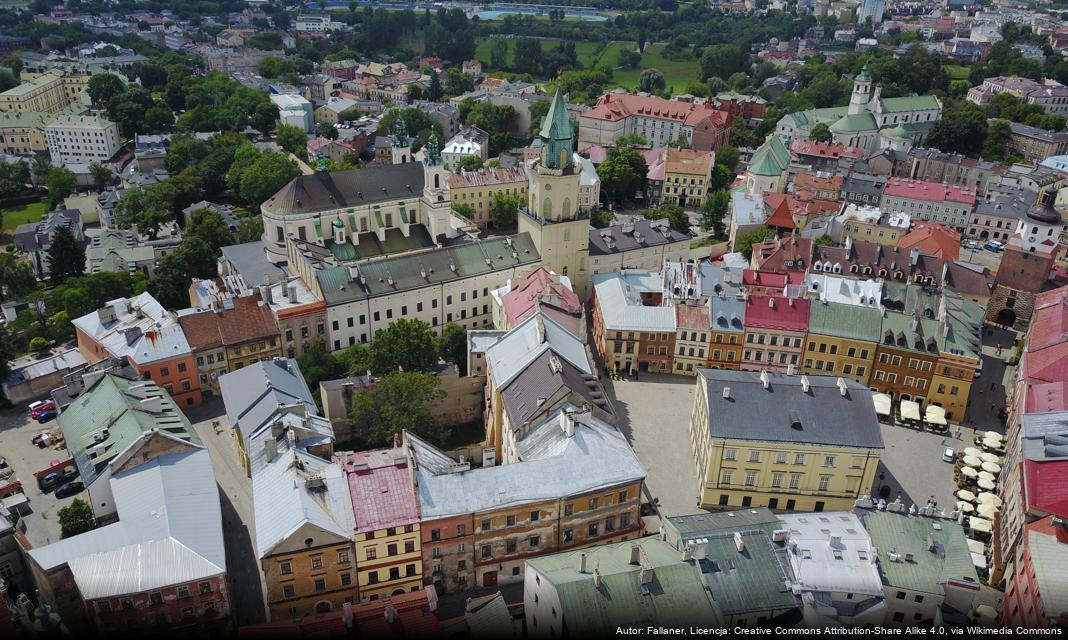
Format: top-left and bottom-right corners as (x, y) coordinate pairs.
(981, 461), (1002, 474)
(978, 477), (996, 491)
(956, 500), (975, 513)
(979, 452), (1000, 464)
(963, 456), (982, 467)
(970, 517), (993, 534)
(977, 503), (999, 519)
(956, 489), (977, 502)
(978, 493), (1003, 507)
(873, 393), (892, 417)
(960, 466), (978, 478)
(964, 447), (983, 457)
(978, 471), (996, 483)
(925, 405), (948, 427)
(984, 431), (1003, 441)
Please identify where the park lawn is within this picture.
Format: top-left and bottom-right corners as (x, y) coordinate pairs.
(1, 200), (47, 233)
(611, 45), (702, 91)
(473, 37), (611, 77)
(944, 64), (971, 80)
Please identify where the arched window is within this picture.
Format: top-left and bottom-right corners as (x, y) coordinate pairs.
(562, 198), (572, 219)
(542, 197), (552, 219)
(434, 173), (440, 189)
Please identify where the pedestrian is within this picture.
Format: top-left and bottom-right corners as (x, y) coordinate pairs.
(991, 403), (997, 413)
(990, 382), (996, 391)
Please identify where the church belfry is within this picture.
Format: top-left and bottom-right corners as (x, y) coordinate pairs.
(848, 65), (873, 116)
(520, 90), (591, 298)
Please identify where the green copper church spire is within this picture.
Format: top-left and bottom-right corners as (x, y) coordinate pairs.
(539, 89), (574, 171)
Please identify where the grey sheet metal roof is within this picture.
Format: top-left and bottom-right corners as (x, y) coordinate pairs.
(262, 163), (425, 215)
(4, 348), (86, 387)
(219, 358), (319, 448)
(316, 234), (539, 305)
(592, 271), (676, 332)
(779, 512), (884, 596)
(408, 405), (645, 519)
(1021, 411), (1068, 462)
(221, 241), (287, 286)
(588, 217), (689, 256)
(860, 510), (978, 596)
(485, 311), (591, 390)
(696, 369), (884, 449)
(29, 447), (226, 599)
(501, 349), (611, 428)
(1028, 528), (1068, 618)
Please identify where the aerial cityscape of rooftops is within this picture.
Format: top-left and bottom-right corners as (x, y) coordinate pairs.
(1, 0), (1068, 637)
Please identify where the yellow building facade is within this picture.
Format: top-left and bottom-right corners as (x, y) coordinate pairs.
(689, 369), (883, 513)
(928, 357), (976, 422)
(447, 166), (527, 227)
(0, 111), (48, 155)
(355, 524), (424, 600)
(0, 71), (90, 114)
(660, 148), (713, 208)
(262, 538), (357, 620)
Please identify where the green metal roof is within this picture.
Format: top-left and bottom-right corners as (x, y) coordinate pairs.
(59, 374), (199, 486)
(663, 509), (798, 617)
(526, 537), (724, 635)
(860, 510), (979, 596)
(879, 95), (940, 114)
(879, 311), (944, 354)
(856, 65), (872, 83)
(808, 302), (883, 343)
(830, 113), (878, 133)
(884, 125), (910, 140)
(748, 134), (791, 177)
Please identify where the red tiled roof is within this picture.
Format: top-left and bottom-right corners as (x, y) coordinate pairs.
(882, 177), (977, 205)
(1027, 287), (1068, 352)
(1024, 458), (1068, 518)
(178, 296), (278, 350)
(765, 197), (797, 230)
(502, 266), (581, 328)
(336, 448), (420, 533)
(744, 294), (810, 331)
(898, 223), (961, 261)
(583, 93), (728, 127)
(790, 139), (864, 160)
(794, 173), (843, 192)
(676, 304), (710, 330)
(354, 588), (441, 638)
(742, 269), (804, 288)
(1025, 381), (1068, 414)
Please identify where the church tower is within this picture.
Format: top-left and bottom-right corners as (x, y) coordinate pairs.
(420, 134), (454, 240)
(519, 90), (591, 298)
(848, 65), (873, 116)
(391, 118), (413, 164)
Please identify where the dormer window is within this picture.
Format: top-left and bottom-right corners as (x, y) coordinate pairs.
(813, 262), (822, 271)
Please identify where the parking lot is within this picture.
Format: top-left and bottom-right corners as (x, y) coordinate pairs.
(873, 422), (970, 512)
(604, 374), (704, 518)
(0, 407), (82, 547)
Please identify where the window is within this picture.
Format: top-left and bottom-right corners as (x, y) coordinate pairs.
(915, 595), (925, 603)
(177, 362), (186, 373)
(530, 510), (540, 522)
(748, 450), (760, 462)
(431, 529), (440, 541)
(341, 573), (352, 586)
(588, 522), (599, 537)
(366, 547), (377, 560)
(776, 452), (787, 464)
(818, 476), (830, 492)
(406, 564), (416, 576)
(368, 571), (379, 584)
(564, 504), (573, 516)
(481, 545), (491, 559)
(789, 474), (801, 489)
(481, 519), (491, 531)
(745, 471), (757, 486)
(279, 561), (293, 575)
(161, 367), (169, 376)
(457, 524), (466, 536)
(311, 555), (323, 570)
(621, 513), (631, 528)
(823, 456), (835, 468)
(150, 592), (163, 605)
(389, 567), (400, 580)
(177, 586), (191, 599)
(896, 591), (906, 600)
(725, 449), (737, 461)
(794, 454), (805, 465)
(199, 581), (212, 595)
(530, 535), (540, 549)
(404, 540), (415, 553)
(387, 543), (398, 556)
(721, 469), (733, 485)
(507, 515), (516, 527)
(588, 498), (598, 510)
(771, 472), (783, 488)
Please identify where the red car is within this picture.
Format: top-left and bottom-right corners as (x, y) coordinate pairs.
(30, 401), (56, 419)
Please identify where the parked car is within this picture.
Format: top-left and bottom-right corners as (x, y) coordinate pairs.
(942, 447), (956, 463)
(27, 400), (47, 414)
(61, 467), (78, 481)
(41, 472), (60, 490)
(984, 241), (1004, 252)
(31, 401), (56, 418)
(964, 240), (983, 250)
(35, 408), (58, 423)
(54, 481), (84, 499)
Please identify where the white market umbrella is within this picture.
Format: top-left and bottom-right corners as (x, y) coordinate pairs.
(956, 501), (975, 513)
(964, 447), (983, 457)
(977, 503), (999, 519)
(956, 489), (977, 502)
(963, 456), (982, 467)
(978, 478), (996, 491)
(960, 466), (978, 478)
(873, 393), (892, 416)
(983, 431), (1003, 441)
(969, 516), (993, 533)
(981, 461), (1002, 474)
(979, 452), (1000, 463)
(977, 493), (1003, 507)
(925, 405), (948, 427)
(978, 471), (996, 483)
(900, 399), (921, 421)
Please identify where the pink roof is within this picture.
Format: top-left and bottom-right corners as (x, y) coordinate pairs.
(1025, 381), (1068, 414)
(337, 448), (419, 533)
(676, 304), (710, 330)
(1027, 287), (1068, 352)
(742, 270), (804, 288)
(744, 294), (810, 331)
(584, 93), (727, 127)
(502, 267), (581, 328)
(882, 177), (977, 205)
(1025, 458), (1068, 518)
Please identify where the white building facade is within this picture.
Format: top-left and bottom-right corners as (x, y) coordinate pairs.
(45, 114), (121, 164)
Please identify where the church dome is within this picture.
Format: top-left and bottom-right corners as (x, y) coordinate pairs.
(856, 65), (872, 83)
(884, 125), (909, 140)
(1028, 187), (1062, 225)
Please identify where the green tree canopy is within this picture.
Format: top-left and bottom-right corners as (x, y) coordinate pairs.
(599, 146), (648, 205)
(700, 190), (730, 238)
(350, 371), (446, 448)
(275, 123), (308, 159)
(489, 193), (521, 228)
(643, 203), (690, 234)
(639, 68), (667, 94)
(367, 318), (439, 374)
(58, 499), (96, 538)
(809, 122), (832, 143)
(47, 226), (85, 287)
(438, 323), (467, 376)
(45, 167), (77, 208)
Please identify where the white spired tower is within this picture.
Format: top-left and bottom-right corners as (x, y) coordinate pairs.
(848, 65), (874, 116)
(518, 89), (591, 298)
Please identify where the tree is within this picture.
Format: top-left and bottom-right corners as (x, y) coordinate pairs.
(0, 159), (30, 200)
(926, 104), (988, 157)
(149, 237), (219, 309)
(639, 69), (667, 95)
(316, 122), (338, 140)
(58, 499), (96, 538)
(618, 48), (642, 70)
(616, 133), (650, 147)
(599, 146), (647, 205)
(735, 226), (773, 259)
(715, 146), (740, 172)
(701, 191), (730, 238)
(438, 323), (467, 375)
(981, 119), (1012, 161)
(275, 123), (308, 159)
(236, 153), (299, 206)
(700, 44), (749, 83)
(444, 68), (474, 97)
(455, 156), (484, 172)
(297, 342), (347, 404)
(86, 73), (124, 108)
(643, 204), (689, 234)
(810, 122), (832, 143)
(89, 162), (113, 193)
(45, 167), (76, 208)
(0, 252), (37, 301)
(489, 37), (509, 70)
(591, 208), (615, 229)
(29, 336), (49, 353)
(115, 186), (172, 239)
(489, 193), (521, 228)
(237, 216), (264, 243)
(350, 371), (446, 447)
(47, 226), (86, 286)
(186, 209), (234, 255)
(368, 318), (439, 374)
(451, 203), (475, 220)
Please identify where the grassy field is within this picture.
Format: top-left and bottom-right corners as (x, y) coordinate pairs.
(473, 38), (703, 91)
(944, 64), (971, 80)
(1, 201), (47, 233)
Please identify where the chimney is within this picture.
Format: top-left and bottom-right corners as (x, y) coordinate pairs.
(629, 544), (641, 565)
(139, 396), (162, 413)
(384, 604), (397, 624)
(722, 386), (731, 399)
(579, 553), (587, 573)
(683, 542), (695, 561)
(760, 370), (770, 389)
(265, 438), (277, 460)
(559, 409), (576, 437)
(801, 375), (811, 393)
(288, 284), (298, 301)
(837, 377), (848, 396)
(734, 532), (745, 553)
(342, 602), (353, 628)
(593, 568), (602, 589)
(123, 326), (143, 345)
(639, 566), (653, 586)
